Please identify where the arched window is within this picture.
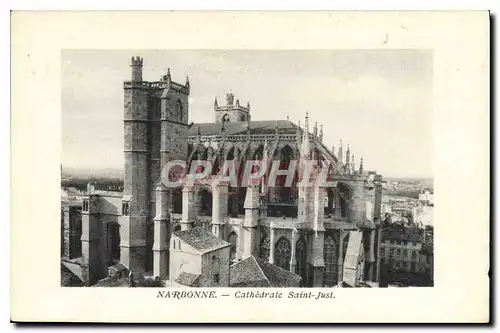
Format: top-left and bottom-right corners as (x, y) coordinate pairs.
(226, 146), (235, 161)
(403, 249), (408, 260)
(228, 232), (238, 261)
(323, 236), (338, 287)
(295, 237), (307, 283)
(326, 188), (335, 216)
(240, 114), (245, 121)
(277, 145), (294, 204)
(107, 222), (121, 265)
(172, 188), (182, 214)
(260, 233), (270, 261)
(175, 100), (183, 122)
(222, 114), (230, 122)
(199, 188), (212, 216)
(337, 183), (351, 218)
(274, 237), (291, 271)
(253, 145), (264, 160)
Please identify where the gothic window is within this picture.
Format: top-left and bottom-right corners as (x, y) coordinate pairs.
(403, 249), (408, 260)
(274, 237), (291, 271)
(175, 99), (183, 122)
(226, 146), (235, 161)
(323, 236), (338, 287)
(411, 251), (417, 261)
(396, 248), (401, 257)
(253, 145), (264, 161)
(337, 183), (351, 218)
(199, 188), (212, 216)
(389, 248), (395, 258)
(260, 234), (270, 261)
(240, 114), (245, 121)
(222, 114), (230, 122)
(295, 237), (307, 283)
(172, 188), (182, 214)
(228, 232), (238, 261)
(83, 200), (89, 212)
(326, 188), (335, 216)
(107, 222), (120, 265)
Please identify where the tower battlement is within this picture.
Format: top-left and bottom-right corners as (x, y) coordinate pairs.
(214, 91), (251, 123)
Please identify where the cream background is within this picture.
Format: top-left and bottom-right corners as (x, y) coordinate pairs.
(10, 11), (489, 323)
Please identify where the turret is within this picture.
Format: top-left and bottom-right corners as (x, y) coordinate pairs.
(131, 56), (143, 82)
(338, 140), (344, 166)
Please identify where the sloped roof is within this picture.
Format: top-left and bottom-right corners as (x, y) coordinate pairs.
(175, 272), (201, 287)
(173, 227), (230, 253)
(188, 120), (299, 136)
(229, 255), (301, 287)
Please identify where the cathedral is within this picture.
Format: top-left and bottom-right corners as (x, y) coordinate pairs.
(79, 56), (385, 288)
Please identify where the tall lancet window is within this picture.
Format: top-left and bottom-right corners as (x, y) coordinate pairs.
(175, 99), (183, 122)
(259, 232), (270, 261)
(295, 237), (307, 283)
(323, 236), (338, 287)
(274, 237), (291, 271)
(228, 231), (238, 261)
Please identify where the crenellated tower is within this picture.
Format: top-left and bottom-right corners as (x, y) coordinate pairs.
(214, 91), (251, 123)
(122, 57), (190, 275)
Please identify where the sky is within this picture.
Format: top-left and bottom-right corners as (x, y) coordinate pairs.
(62, 49), (433, 178)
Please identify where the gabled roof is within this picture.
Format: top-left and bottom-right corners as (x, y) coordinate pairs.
(173, 227), (230, 254)
(175, 272), (201, 287)
(229, 255), (301, 287)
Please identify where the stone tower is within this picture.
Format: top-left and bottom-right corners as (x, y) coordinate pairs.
(214, 91), (251, 123)
(122, 56), (150, 274)
(122, 57), (190, 275)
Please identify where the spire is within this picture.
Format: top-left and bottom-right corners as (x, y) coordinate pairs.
(331, 145), (335, 157)
(345, 144), (351, 167)
(313, 121), (318, 137)
(214, 97), (218, 108)
(319, 124), (323, 142)
(351, 154), (355, 173)
(359, 157), (364, 174)
(247, 102), (250, 109)
(185, 75), (190, 87)
(338, 140), (344, 164)
(166, 68), (171, 80)
(300, 112), (311, 159)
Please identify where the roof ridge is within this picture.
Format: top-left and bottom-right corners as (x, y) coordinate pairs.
(252, 256), (270, 285)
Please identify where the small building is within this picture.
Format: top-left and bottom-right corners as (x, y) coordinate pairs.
(169, 227), (231, 287)
(229, 255), (301, 287)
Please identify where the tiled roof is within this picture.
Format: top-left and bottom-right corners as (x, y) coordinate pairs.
(230, 255), (301, 287)
(173, 227), (231, 253)
(93, 277), (130, 287)
(188, 120), (299, 136)
(175, 272), (201, 287)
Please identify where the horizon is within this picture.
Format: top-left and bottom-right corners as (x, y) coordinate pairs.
(62, 49), (433, 178)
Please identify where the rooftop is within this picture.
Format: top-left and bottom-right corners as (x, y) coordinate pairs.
(229, 255), (302, 287)
(188, 120), (299, 136)
(175, 272), (201, 287)
(173, 227), (231, 254)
